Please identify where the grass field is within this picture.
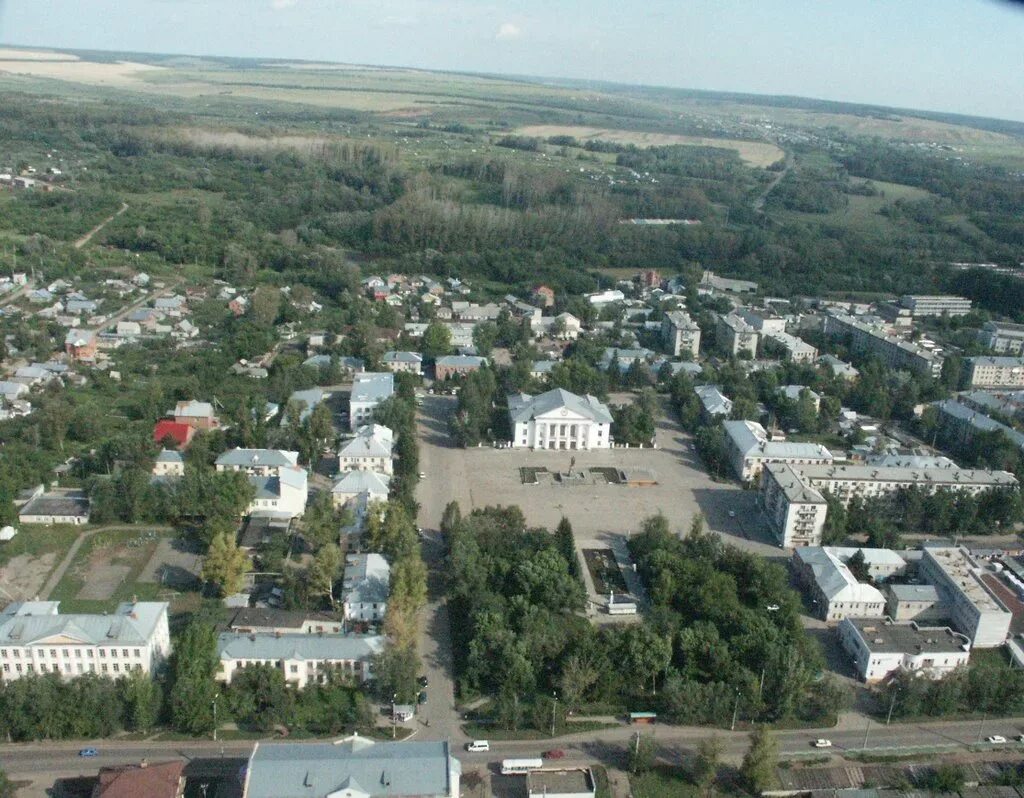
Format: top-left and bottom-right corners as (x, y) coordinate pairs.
(515, 124), (785, 167)
(630, 767), (701, 798)
(769, 178), (934, 234)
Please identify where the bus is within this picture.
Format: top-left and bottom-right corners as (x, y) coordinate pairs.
(500, 758), (543, 775)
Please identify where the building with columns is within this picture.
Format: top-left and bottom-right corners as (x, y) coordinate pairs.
(509, 388), (613, 450)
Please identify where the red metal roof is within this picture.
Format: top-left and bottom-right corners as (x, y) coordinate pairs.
(153, 420), (194, 449)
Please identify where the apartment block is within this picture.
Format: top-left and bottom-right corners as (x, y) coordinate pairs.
(899, 294), (972, 317)
(714, 313), (759, 357)
(661, 310), (701, 358)
(918, 547), (1012, 648)
(965, 356), (1024, 388)
(822, 313), (943, 378)
(978, 321), (1024, 355)
(761, 463), (828, 547)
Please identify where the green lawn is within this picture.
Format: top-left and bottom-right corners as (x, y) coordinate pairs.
(0, 524), (80, 566)
(769, 178), (933, 235)
(630, 767), (701, 798)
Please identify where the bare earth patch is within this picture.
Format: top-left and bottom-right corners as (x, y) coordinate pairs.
(0, 47), (79, 62)
(514, 124), (785, 167)
(0, 552), (57, 602)
(76, 565), (131, 600)
(0, 58), (164, 87)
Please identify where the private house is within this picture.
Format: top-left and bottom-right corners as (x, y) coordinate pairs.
(17, 486), (90, 525)
(64, 329), (98, 361)
(94, 761), (185, 798)
(382, 351), (423, 375)
(0, 601), (171, 682)
(349, 372), (394, 431)
(341, 553), (391, 623)
(153, 420), (194, 450)
(331, 470), (390, 509)
(435, 354), (487, 380)
(152, 449), (185, 478)
(508, 388), (613, 450)
(217, 633), (384, 687)
(171, 400), (220, 429)
(532, 285), (555, 308)
(241, 737), (461, 798)
(838, 617), (970, 683)
(337, 425), (394, 475)
(530, 360), (558, 380)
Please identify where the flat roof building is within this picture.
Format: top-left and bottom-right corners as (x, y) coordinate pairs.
(527, 768), (597, 798)
(661, 310), (701, 358)
(979, 321), (1024, 355)
(761, 463), (828, 548)
(838, 617), (970, 682)
(899, 294), (972, 317)
(823, 312), (943, 378)
(966, 356), (1024, 389)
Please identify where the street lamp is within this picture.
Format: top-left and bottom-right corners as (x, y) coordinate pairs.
(885, 688), (901, 726)
(730, 689), (741, 731)
(392, 693), (398, 739)
(551, 692), (558, 738)
(211, 693), (220, 742)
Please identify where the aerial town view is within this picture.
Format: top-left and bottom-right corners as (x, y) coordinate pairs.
(1, 2), (1024, 797)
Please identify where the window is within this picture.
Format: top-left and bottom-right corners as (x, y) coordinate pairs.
(101, 664), (108, 673)
(134, 649), (141, 657)
(50, 649), (57, 658)
(113, 664), (120, 673)
(2, 664), (8, 672)
(290, 665), (298, 673)
(122, 649), (129, 658)
(99, 649), (106, 658)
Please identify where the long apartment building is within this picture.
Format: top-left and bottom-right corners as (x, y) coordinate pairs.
(715, 312), (759, 358)
(723, 420), (834, 482)
(822, 312), (943, 378)
(918, 546), (1013, 648)
(932, 398), (1024, 453)
(0, 601), (171, 682)
(965, 356), (1024, 388)
(899, 294), (972, 317)
(763, 331), (818, 364)
(978, 321), (1024, 355)
(661, 310), (701, 358)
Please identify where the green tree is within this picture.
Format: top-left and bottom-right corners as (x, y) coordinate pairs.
(228, 663), (295, 731)
(119, 668), (161, 732)
(202, 531), (250, 596)
(693, 735), (723, 793)
(629, 732), (656, 774)
(310, 543), (342, 604)
(741, 725), (778, 794)
(422, 321), (452, 360)
(250, 285), (282, 327)
(169, 622), (220, 735)
(0, 766), (13, 798)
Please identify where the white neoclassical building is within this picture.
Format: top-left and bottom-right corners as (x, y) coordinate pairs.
(509, 388), (613, 450)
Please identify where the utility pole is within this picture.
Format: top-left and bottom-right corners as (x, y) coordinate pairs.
(885, 689), (900, 725)
(551, 692), (558, 738)
(758, 667), (767, 701)
(392, 693), (397, 739)
(211, 694), (219, 742)
(731, 690), (741, 731)
(976, 711), (988, 745)
(861, 719), (871, 751)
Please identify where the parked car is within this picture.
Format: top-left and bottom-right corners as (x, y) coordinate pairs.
(466, 740), (490, 752)
(812, 739), (832, 748)
(987, 735), (1008, 744)
(79, 748), (98, 757)
(543, 749), (566, 759)
(418, 675), (428, 687)
(417, 691), (427, 704)
(419, 472), (426, 479)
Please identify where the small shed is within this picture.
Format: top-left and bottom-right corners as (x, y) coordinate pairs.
(392, 704), (415, 722)
(628, 712), (657, 725)
(0, 526), (17, 542)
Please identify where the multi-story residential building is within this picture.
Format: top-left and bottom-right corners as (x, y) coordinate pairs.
(382, 351), (424, 375)
(242, 737), (462, 798)
(763, 331), (818, 363)
(822, 313), (943, 378)
(508, 388), (613, 450)
(349, 372), (394, 431)
(0, 601), (171, 682)
(693, 384), (733, 421)
(838, 617), (970, 683)
(965, 356), (1024, 388)
(435, 355), (487, 381)
(899, 294), (972, 317)
(723, 420), (834, 482)
(714, 313), (759, 357)
(761, 463), (828, 547)
(933, 398), (1024, 454)
(661, 310), (701, 358)
(918, 546), (1013, 648)
(792, 547), (887, 621)
(978, 321), (1024, 355)
(784, 462), (1018, 507)
(216, 633), (384, 687)
(215, 448), (308, 518)
(331, 469), (390, 509)
(341, 553), (390, 623)
(337, 424), (393, 475)
(531, 312), (582, 340)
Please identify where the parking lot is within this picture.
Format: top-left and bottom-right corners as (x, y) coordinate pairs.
(416, 395), (778, 557)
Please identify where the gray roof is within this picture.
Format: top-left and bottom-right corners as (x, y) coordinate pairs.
(351, 372), (395, 404)
(228, 608), (341, 631)
(508, 388), (613, 424)
(842, 617), (968, 655)
(694, 384), (732, 416)
(342, 553), (391, 606)
(332, 470), (390, 497)
(531, 360), (557, 374)
(796, 461), (1018, 489)
(340, 426), (393, 460)
(218, 632), (384, 663)
(887, 583), (941, 603)
(0, 601), (167, 647)
(383, 351), (423, 364)
(933, 399), (1024, 450)
(968, 356), (1024, 368)
(19, 490), (90, 519)
(435, 355), (486, 368)
(155, 449), (184, 463)
(244, 737), (458, 798)
(794, 548), (886, 604)
(723, 420), (834, 462)
(216, 449), (299, 469)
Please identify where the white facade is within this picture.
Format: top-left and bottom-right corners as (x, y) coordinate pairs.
(508, 389), (612, 450)
(338, 425), (394, 475)
(217, 633), (383, 688)
(349, 372), (395, 431)
(0, 601), (171, 682)
(715, 313), (759, 357)
(764, 331), (817, 363)
(341, 553), (390, 623)
(839, 617), (970, 683)
(900, 294), (972, 317)
(723, 420), (834, 482)
(152, 449), (185, 477)
(331, 470), (390, 509)
(216, 449), (309, 519)
(966, 357), (1024, 388)
(661, 310), (701, 358)
(792, 548), (886, 622)
(919, 547), (1012, 648)
(979, 321), (1024, 355)
(760, 463), (828, 547)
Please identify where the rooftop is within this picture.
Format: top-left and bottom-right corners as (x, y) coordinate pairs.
(844, 617), (969, 655)
(527, 768), (596, 796)
(887, 583), (941, 603)
(19, 489), (90, 519)
(0, 601), (167, 647)
(923, 546), (1009, 614)
(332, 469), (391, 497)
(218, 632), (384, 662)
(342, 553), (391, 606)
(351, 372), (395, 404)
(724, 420), (834, 462)
(795, 461), (1018, 488)
(508, 388), (613, 424)
(763, 462), (826, 505)
(794, 548), (886, 604)
(228, 608), (341, 631)
(216, 449), (300, 469)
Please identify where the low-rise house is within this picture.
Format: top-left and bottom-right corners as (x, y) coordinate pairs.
(587, 289), (625, 305)
(217, 633), (383, 687)
(778, 385), (821, 412)
(64, 329), (98, 361)
(838, 617), (970, 683)
(0, 601), (170, 681)
(530, 360), (558, 380)
(600, 347), (653, 373)
(153, 420), (194, 449)
(349, 372), (394, 431)
(0, 381), (30, 401)
(17, 486), (90, 525)
(332, 469), (390, 509)
(155, 295), (187, 315)
(227, 608), (343, 635)
(818, 354), (859, 380)
(338, 425), (394, 475)
(694, 384), (733, 421)
(172, 400), (220, 429)
(241, 737), (461, 798)
(287, 387), (333, 425)
(532, 285), (555, 308)
(382, 351), (424, 375)
(115, 320), (142, 339)
(792, 547), (887, 621)
(152, 449), (185, 478)
(341, 553), (390, 623)
(531, 312), (582, 341)
(94, 761), (185, 798)
(763, 331), (818, 363)
(885, 583), (945, 622)
(435, 354), (487, 380)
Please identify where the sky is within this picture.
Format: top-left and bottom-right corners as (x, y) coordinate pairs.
(2, 0), (1024, 122)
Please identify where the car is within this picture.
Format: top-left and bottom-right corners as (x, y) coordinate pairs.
(812, 739), (833, 748)
(79, 748), (98, 758)
(417, 691), (427, 704)
(466, 740), (490, 753)
(728, 510), (736, 518)
(543, 749), (566, 760)
(1017, 734), (1024, 743)
(986, 735), (1008, 744)
(419, 472), (426, 479)
(418, 675), (429, 687)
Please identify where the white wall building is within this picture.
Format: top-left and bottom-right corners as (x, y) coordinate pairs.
(0, 601), (171, 682)
(337, 424), (394, 475)
(792, 548), (887, 622)
(838, 617), (970, 683)
(508, 388), (612, 450)
(217, 633), (383, 688)
(978, 321), (1024, 355)
(900, 294), (972, 317)
(661, 310), (701, 358)
(966, 356), (1024, 388)
(341, 553), (390, 623)
(331, 469), (390, 509)
(723, 420), (834, 482)
(152, 449), (185, 477)
(715, 313), (759, 357)
(760, 463), (828, 547)
(764, 331), (818, 364)
(349, 372), (395, 431)
(215, 449), (308, 519)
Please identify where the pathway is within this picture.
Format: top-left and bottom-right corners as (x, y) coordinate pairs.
(74, 201), (128, 249)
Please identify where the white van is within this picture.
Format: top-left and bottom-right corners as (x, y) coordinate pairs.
(466, 740), (490, 753)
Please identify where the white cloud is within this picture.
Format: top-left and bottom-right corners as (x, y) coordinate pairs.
(270, 0), (299, 9)
(495, 22), (521, 41)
